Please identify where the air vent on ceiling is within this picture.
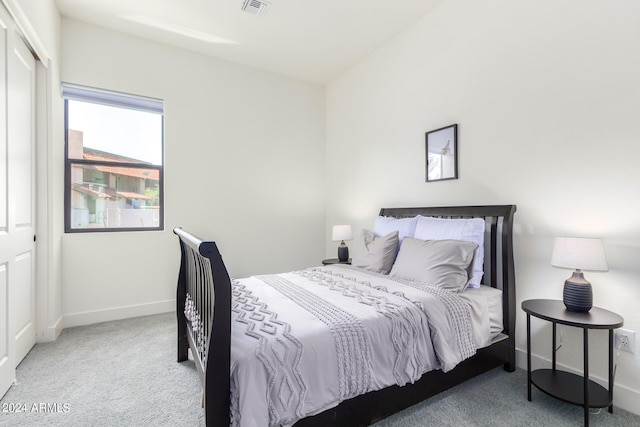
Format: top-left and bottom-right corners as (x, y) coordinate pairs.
(241, 0), (271, 16)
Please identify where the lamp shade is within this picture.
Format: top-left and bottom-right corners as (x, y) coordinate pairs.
(551, 237), (608, 271)
(332, 225), (352, 242)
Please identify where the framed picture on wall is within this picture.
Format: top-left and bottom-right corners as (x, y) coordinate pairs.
(425, 124), (458, 182)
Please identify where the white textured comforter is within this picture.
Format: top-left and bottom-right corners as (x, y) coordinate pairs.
(229, 265), (478, 426)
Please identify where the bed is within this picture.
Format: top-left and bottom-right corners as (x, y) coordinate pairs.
(175, 204), (517, 426)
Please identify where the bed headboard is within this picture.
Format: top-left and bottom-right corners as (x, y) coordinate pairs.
(378, 205), (517, 347)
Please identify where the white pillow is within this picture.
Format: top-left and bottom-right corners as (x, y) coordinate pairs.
(374, 216), (419, 243)
(414, 216), (485, 287)
(389, 238), (478, 292)
(351, 230), (399, 274)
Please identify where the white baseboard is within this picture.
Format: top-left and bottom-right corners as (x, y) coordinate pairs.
(36, 316), (63, 342)
(62, 300), (175, 329)
(516, 346), (640, 416)
(37, 316), (64, 343)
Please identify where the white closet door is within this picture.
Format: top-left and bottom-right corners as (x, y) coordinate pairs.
(9, 29), (37, 366)
(0, 4), (37, 398)
(0, 5), (14, 398)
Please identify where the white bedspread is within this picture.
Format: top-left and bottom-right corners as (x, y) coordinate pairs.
(228, 265), (478, 426)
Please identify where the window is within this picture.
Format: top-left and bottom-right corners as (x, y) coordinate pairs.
(63, 84), (164, 232)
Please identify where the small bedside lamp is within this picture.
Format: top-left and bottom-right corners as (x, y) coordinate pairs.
(332, 225), (352, 262)
(551, 237), (608, 312)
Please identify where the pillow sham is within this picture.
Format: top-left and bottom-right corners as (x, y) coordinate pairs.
(414, 216), (485, 288)
(373, 216), (419, 244)
(351, 229), (399, 274)
(389, 237), (478, 292)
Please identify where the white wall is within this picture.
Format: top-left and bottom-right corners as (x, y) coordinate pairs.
(60, 19), (326, 326)
(326, 0), (640, 414)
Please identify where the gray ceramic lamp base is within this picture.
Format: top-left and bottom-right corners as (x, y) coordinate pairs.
(337, 242), (349, 262)
(562, 271), (593, 312)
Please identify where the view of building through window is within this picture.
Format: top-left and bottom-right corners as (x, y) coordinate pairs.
(64, 88), (164, 231)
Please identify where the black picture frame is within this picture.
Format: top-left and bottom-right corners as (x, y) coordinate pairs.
(425, 124), (458, 182)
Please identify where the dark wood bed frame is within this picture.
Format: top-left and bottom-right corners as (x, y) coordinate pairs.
(175, 204), (517, 426)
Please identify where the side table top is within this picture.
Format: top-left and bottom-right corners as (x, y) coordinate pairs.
(522, 299), (623, 329)
(322, 258), (352, 265)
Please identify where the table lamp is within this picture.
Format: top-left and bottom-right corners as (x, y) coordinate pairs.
(332, 225), (352, 262)
(551, 237), (608, 312)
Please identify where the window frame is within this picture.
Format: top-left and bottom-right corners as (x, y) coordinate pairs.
(63, 83), (164, 233)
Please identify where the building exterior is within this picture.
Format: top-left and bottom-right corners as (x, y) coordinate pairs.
(68, 129), (160, 228)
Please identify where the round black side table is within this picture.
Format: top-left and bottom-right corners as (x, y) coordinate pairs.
(522, 299), (623, 427)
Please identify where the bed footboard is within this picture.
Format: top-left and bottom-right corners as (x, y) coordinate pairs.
(174, 227), (231, 426)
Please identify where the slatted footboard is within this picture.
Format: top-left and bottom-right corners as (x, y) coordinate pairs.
(174, 228), (231, 426)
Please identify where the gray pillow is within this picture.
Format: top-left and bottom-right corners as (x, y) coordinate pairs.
(389, 237), (478, 292)
(352, 229), (399, 274)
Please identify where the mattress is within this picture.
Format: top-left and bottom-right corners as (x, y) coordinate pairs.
(457, 285), (504, 348)
(229, 265), (495, 426)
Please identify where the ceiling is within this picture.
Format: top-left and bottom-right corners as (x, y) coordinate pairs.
(54, 0), (445, 84)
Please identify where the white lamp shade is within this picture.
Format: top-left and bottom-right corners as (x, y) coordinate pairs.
(551, 237), (608, 272)
(332, 225), (352, 241)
